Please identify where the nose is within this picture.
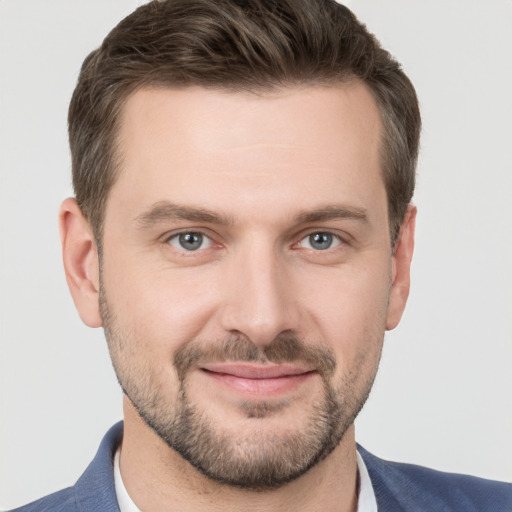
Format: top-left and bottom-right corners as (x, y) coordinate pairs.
(219, 242), (300, 346)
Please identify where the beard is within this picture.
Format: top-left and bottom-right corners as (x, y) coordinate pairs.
(100, 292), (382, 490)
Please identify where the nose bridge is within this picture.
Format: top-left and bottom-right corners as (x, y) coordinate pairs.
(221, 235), (297, 345)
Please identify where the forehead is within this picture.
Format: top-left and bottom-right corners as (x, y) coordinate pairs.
(109, 83), (385, 224)
(118, 83), (382, 158)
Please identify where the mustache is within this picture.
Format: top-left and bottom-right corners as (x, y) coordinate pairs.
(173, 332), (336, 381)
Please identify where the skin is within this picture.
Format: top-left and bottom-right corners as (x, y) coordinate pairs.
(60, 83), (415, 511)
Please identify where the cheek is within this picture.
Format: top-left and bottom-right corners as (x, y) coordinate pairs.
(101, 255), (222, 355)
(301, 261), (390, 363)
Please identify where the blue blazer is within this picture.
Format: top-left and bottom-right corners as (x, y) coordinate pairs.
(9, 422), (512, 511)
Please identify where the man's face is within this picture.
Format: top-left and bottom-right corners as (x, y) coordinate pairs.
(97, 84), (407, 488)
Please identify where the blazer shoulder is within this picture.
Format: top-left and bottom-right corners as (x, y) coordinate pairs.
(6, 422), (124, 512)
(6, 487), (76, 512)
(358, 445), (512, 512)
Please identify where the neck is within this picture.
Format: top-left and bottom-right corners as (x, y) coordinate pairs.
(120, 397), (359, 512)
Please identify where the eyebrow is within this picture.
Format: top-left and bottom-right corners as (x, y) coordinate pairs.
(134, 201), (368, 228)
(134, 201), (233, 228)
(294, 205), (369, 224)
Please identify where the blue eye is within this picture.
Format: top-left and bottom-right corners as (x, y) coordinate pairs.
(168, 232), (212, 251)
(300, 232), (341, 251)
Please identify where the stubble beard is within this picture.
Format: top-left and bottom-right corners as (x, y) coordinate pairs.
(100, 292), (382, 490)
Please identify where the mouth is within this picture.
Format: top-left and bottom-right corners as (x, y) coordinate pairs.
(199, 363), (316, 397)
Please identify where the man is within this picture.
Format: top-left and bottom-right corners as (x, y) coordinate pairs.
(8, 0), (511, 511)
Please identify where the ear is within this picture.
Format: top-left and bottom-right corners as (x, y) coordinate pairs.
(386, 205), (416, 330)
(59, 198), (102, 328)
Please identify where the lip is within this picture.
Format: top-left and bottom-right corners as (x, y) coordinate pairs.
(199, 363), (315, 397)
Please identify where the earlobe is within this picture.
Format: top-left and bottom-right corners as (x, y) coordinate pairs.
(59, 198), (103, 328)
(386, 205), (416, 331)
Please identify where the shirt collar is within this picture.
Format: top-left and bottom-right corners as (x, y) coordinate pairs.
(356, 449), (378, 512)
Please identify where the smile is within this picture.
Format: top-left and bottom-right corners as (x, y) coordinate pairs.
(199, 363), (316, 397)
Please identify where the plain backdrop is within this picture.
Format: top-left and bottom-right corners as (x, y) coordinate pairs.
(1, 0), (511, 509)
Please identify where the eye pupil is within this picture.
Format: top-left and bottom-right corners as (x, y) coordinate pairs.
(309, 232), (333, 250)
(179, 232), (203, 250)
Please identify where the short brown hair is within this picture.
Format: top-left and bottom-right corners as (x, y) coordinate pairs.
(69, 0), (420, 244)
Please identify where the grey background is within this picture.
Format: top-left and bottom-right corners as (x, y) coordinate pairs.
(1, 0), (511, 509)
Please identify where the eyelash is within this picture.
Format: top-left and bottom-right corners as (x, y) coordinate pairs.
(164, 229), (347, 254)
(165, 231), (216, 252)
(296, 231), (343, 251)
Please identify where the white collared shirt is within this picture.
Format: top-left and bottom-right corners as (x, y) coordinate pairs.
(356, 450), (378, 512)
(114, 448), (377, 512)
(114, 449), (142, 512)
